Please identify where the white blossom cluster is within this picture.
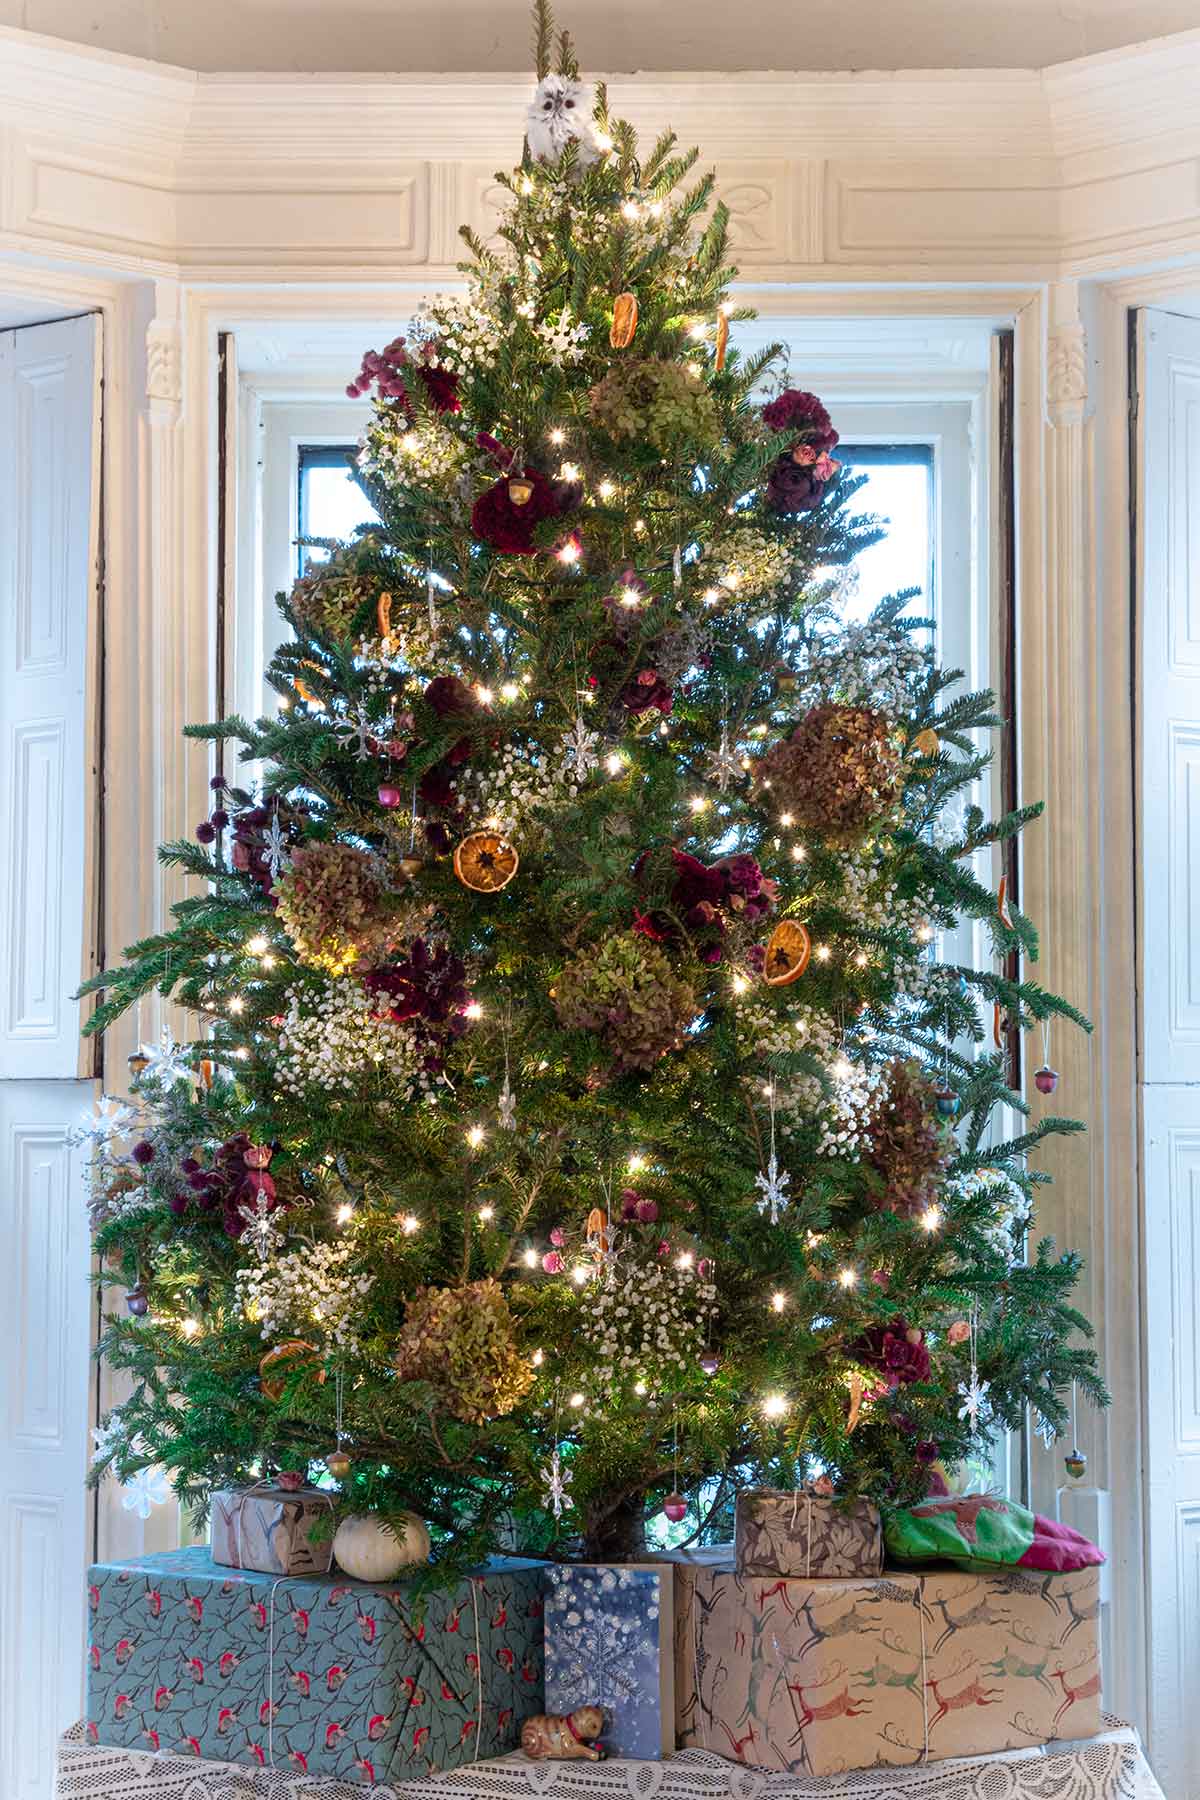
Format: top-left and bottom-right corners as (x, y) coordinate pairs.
(274, 976), (431, 1098)
(700, 527), (792, 603)
(360, 414), (467, 489)
(797, 619), (927, 713)
(946, 1166), (1031, 1258)
(357, 616), (445, 679)
(471, 741), (585, 840)
(235, 1237), (374, 1351)
(580, 1245), (716, 1390)
(410, 294), (499, 375)
(836, 844), (923, 936)
(513, 177), (613, 251)
(733, 997), (839, 1131)
(814, 1059), (882, 1157)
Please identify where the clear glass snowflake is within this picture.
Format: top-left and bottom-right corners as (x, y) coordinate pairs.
(90, 1413), (125, 1468)
(1034, 1410), (1058, 1449)
(560, 716), (600, 780)
(140, 1028), (191, 1087)
(754, 1152), (791, 1225)
(261, 809), (292, 882)
(239, 1192), (283, 1263)
(497, 1081), (517, 1131)
(121, 1464), (170, 1519)
(333, 701), (377, 762)
(542, 1447), (572, 1520)
(704, 737), (744, 795)
(74, 1094), (137, 1145)
(957, 1375), (992, 1429)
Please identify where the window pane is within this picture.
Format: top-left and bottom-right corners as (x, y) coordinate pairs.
(297, 448), (380, 575)
(837, 450), (932, 623)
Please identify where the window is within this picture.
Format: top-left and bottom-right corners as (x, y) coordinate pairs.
(837, 444), (934, 622)
(296, 445), (380, 577)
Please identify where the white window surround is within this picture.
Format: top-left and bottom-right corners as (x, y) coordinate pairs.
(0, 19), (1190, 1757)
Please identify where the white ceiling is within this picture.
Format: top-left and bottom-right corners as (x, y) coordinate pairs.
(3, 0), (1200, 73)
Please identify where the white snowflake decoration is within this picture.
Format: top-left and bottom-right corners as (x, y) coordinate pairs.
(139, 1028), (191, 1087)
(121, 1464), (170, 1519)
(704, 737), (744, 795)
(525, 75), (600, 167)
(542, 1447), (572, 1520)
(238, 1190), (283, 1263)
(753, 1150), (791, 1225)
(333, 701), (377, 762)
(498, 1081), (517, 1131)
(261, 810), (292, 882)
(560, 716), (600, 780)
(90, 1411), (126, 1469)
(73, 1094), (137, 1146)
(956, 1375), (992, 1429)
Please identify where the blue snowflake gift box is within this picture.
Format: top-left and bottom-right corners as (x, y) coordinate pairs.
(85, 1546), (546, 1782)
(543, 1563), (674, 1758)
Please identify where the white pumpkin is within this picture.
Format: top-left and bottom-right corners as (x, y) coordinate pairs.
(332, 1511), (431, 1581)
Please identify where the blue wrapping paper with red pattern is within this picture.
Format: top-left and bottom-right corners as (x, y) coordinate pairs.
(85, 1546), (546, 1782)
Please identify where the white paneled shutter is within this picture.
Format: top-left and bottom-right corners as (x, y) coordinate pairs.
(0, 313), (101, 1800)
(1139, 307), (1200, 1800)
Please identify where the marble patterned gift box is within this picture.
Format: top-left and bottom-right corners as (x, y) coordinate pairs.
(85, 1546), (546, 1782)
(735, 1487), (883, 1579)
(210, 1485), (336, 1576)
(673, 1554), (1101, 1775)
(543, 1563), (675, 1758)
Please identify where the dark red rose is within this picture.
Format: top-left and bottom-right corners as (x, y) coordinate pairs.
(418, 759), (461, 810)
(363, 941), (471, 1032)
(425, 821), (452, 854)
(766, 452), (830, 516)
(915, 1440), (940, 1464)
(423, 675), (478, 718)
(470, 469), (579, 555)
(850, 1318), (932, 1388)
(621, 668), (673, 716)
(761, 388), (838, 454)
(416, 362), (460, 413)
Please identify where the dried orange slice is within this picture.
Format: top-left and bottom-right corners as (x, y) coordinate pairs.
(259, 1340), (324, 1402)
(715, 311), (730, 372)
(763, 919), (812, 987)
(376, 590), (393, 636)
(610, 292), (639, 349)
(911, 726), (939, 758)
(453, 830), (519, 893)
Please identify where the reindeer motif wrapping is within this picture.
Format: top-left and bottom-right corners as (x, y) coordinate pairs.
(672, 1554), (1101, 1775)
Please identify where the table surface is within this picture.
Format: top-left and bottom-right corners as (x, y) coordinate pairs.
(57, 1717), (1166, 1800)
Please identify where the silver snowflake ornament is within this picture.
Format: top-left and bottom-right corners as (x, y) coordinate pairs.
(139, 1028), (191, 1087)
(333, 701), (377, 762)
(261, 809), (292, 882)
(754, 1152), (791, 1226)
(704, 737), (744, 795)
(541, 1447), (572, 1520)
(1034, 1410), (1058, 1449)
(560, 716), (600, 780)
(74, 1094), (138, 1146)
(957, 1376), (992, 1429)
(239, 1192), (282, 1263)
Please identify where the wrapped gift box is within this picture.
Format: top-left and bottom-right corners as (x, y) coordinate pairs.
(544, 1563), (674, 1758)
(210, 1485), (335, 1576)
(735, 1487), (883, 1579)
(85, 1546), (546, 1782)
(673, 1554), (1101, 1775)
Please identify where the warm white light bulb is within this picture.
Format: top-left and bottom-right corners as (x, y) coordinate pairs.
(336, 1202), (354, 1225)
(523, 1247), (538, 1268)
(548, 427), (566, 447)
(477, 1204), (495, 1223)
(401, 1213), (420, 1234)
(634, 1379), (647, 1396)
(676, 1251), (694, 1270)
(832, 1056), (853, 1081)
(228, 997), (245, 1015)
(557, 540), (581, 566)
(532, 1346), (545, 1365)
(247, 935), (268, 955)
(571, 1264), (589, 1285)
(780, 813), (794, 827)
(464, 1001), (483, 1021)
(771, 1291), (787, 1313)
(702, 588), (720, 606)
(620, 586), (643, 607)
(501, 683), (520, 702)
(621, 200), (641, 221)
(605, 753), (625, 776)
(233, 1047), (249, 1061)
(260, 954), (276, 971)
(732, 974), (748, 995)
(466, 1125), (485, 1149)
(597, 479), (616, 500)
(816, 944), (832, 962)
(791, 845), (806, 862)
(762, 1392), (788, 1419)
(475, 685), (494, 706)
(569, 1391), (585, 1408)
(181, 1317), (200, 1338)
(920, 1205), (941, 1232)
(628, 1153), (647, 1172)
(838, 1267), (858, 1289)
(916, 923), (935, 944)
(689, 795), (709, 814)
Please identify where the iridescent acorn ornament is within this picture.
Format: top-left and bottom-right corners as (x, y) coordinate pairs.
(1034, 1065), (1060, 1095)
(935, 1087), (960, 1118)
(661, 1492), (688, 1523)
(1064, 1450), (1088, 1480)
(125, 1284), (150, 1317)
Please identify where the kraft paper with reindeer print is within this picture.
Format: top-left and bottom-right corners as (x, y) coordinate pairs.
(672, 1555), (1101, 1775)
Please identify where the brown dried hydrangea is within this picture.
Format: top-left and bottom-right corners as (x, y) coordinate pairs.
(273, 840), (393, 974)
(394, 1278), (533, 1422)
(862, 1058), (950, 1218)
(291, 558), (377, 642)
(553, 932), (697, 1073)
(757, 704), (903, 843)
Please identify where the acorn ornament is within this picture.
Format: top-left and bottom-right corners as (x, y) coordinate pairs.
(935, 1087), (960, 1119)
(1034, 1065), (1060, 1095)
(127, 1049), (150, 1081)
(661, 1492), (687, 1523)
(125, 1284), (150, 1318)
(1064, 1449), (1088, 1481)
(326, 1447), (353, 1481)
(698, 1350), (721, 1377)
(507, 473), (536, 507)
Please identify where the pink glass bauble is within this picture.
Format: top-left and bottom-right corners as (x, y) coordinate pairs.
(378, 786), (403, 809)
(662, 1492), (688, 1523)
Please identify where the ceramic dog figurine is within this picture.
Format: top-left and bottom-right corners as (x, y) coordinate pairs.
(520, 1705), (605, 1761)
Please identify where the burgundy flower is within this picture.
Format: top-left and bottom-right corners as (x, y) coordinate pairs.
(132, 1141), (155, 1166)
(363, 940), (471, 1034)
(210, 809), (229, 830)
(425, 821), (452, 854)
(423, 675), (478, 719)
(620, 1189), (641, 1220)
(346, 336), (460, 413)
(195, 820), (216, 845)
(417, 362), (461, 413)
(470, 468), (579, 556)
(418, 759), (461, 810)
(850, 1318), (932, 1388)
(620, 668), (673, 716)
(915, 1440), (940, 1464)
(761, 388), (839, 454)
(765, 453), (831, 516)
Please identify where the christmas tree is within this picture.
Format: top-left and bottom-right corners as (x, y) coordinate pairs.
(81, 2), (1105, 1568)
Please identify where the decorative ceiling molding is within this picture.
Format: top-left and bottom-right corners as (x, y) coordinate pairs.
(1, 24), (1199, 284)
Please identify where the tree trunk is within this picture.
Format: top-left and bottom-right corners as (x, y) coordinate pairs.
(582, 1492), (647, 1561)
